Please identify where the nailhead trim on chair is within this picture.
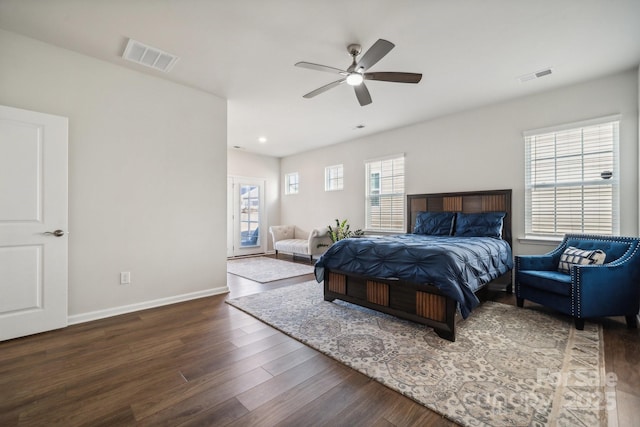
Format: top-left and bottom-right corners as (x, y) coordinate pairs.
(571, 267), (579, 317)
(606, 242), (640, 267)
(515, 257), (520, 295)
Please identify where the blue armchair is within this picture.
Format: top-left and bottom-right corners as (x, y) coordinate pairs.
(515, 234), (640, 330)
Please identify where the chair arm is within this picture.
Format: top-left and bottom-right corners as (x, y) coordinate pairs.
(515, 254), (559, 271)
(573, 260), (640, 317)
(309, 227), (333, 255)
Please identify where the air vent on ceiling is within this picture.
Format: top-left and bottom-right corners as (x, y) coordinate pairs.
(518, 68), (553, 83)
(122, 38), (179, 73)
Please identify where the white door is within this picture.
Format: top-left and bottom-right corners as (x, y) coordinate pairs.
(0, 105), (68, 341)
(227, 176), (266, 257)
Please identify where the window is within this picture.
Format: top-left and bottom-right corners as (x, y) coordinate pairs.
(325, 164), (344, 191)
(365, 154), (405, 231)
(285, 172), (299, 195)
(369, 172), (380, 206)
(524, 116), (619, 238)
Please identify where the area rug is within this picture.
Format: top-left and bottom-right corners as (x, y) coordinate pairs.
(226, 257), (314, 283)
(226, 281), (610, 427)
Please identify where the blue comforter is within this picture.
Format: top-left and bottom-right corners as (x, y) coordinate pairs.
(314, 235), (513, 318)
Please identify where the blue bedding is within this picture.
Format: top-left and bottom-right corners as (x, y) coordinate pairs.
(314, 235), (513, 318)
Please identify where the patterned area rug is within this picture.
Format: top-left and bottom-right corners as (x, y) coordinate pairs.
(226, 257), (314, 283)
(226, 281), (610, 427)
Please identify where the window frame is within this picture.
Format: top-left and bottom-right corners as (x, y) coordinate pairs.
(364, 154), (405, 232)
(284, 172), (299, 195)
(324, 164), (344, 192)
(523, 115), (620, 238)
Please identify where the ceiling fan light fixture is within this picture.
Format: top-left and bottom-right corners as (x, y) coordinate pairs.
(346, 72), (364, 86)
(295, 39), (421, 106)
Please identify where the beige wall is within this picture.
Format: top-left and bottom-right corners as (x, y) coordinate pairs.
(281, 69), (639, 256)
(227, 149), (280, 251)
(0, 30), (228, 320)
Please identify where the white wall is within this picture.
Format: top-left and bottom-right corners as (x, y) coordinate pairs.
(0, 30), (228, 319)
(227, 149), (280, 251)
(281, 69), (639, 256)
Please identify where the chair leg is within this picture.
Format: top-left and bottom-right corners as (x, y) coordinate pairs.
(625, 315), (638, 329)
(574, 318), (585, 330)
(516, 297), (524, 308)
(275, 250), (278, 259)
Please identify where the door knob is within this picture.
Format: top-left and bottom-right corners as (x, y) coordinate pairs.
(44, 229), (65, 237)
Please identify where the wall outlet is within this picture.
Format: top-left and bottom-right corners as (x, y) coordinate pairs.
(120, 271), (131, 285)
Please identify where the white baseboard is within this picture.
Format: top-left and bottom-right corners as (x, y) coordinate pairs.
(67, 286), (229, 325)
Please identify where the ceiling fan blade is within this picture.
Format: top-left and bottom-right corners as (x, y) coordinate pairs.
(356, 39), (395, 71)
(295, 61), (348, 75)
(364, 72), (422, 83)
(354, 83), (372, 106)
(303, 79), (346, 98)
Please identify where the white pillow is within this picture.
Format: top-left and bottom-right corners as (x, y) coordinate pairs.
(558, 246), (606, 274)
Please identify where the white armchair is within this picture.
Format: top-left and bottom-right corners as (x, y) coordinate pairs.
(269, 225), (332, 262)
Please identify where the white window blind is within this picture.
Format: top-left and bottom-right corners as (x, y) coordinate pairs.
(285, 172), (299, 195)
(325, 164), (344, 191)
(524, 117), (619, 238)
(365, 154), (405, 231)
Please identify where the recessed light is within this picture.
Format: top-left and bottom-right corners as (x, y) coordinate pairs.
(258, 137), (267, 143)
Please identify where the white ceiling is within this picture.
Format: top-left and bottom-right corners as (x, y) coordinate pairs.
(1, 0), (639, 157)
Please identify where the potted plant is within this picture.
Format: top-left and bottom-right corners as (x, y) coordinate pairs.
(328, 219), (364, 243)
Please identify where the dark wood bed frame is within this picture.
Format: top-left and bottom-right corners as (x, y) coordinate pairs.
(322, 189), (513, 341)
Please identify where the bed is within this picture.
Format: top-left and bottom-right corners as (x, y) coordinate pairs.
(314, 189), (513, 341)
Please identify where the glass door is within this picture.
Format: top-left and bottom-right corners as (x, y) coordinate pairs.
(228, 177), (266, 257)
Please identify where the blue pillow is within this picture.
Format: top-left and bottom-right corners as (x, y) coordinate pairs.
(454, 212), (506, 238)
(414, 211), (455, 236)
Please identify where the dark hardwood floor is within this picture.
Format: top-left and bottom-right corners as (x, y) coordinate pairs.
(1, 254), (638, 426)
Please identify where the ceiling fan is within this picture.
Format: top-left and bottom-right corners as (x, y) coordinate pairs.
(295, 39), (422, 106)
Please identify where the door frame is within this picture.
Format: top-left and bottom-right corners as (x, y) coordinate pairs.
(227, 176), (267, 257)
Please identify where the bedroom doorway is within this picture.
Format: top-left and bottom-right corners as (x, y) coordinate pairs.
(227, 176), (266, 257)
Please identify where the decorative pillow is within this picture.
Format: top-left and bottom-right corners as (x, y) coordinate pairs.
(414, 211), (455, 236)
(557, 246), (606, 274)
(454, 212), (506, 238)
